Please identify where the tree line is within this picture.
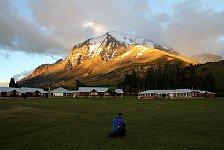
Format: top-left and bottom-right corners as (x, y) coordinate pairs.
(117, 64), (216, 95)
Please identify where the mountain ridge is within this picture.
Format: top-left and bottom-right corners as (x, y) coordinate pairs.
(68, 31), (179, 66)
(191, 53), (223, 63)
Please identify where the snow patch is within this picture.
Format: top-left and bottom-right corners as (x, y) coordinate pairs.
(106, 54), (111, 61)
(137, 53), (142, 56)
(118, 51), (133, 60)
(135, 45), (152, 53)
(161, 45), (170, 50)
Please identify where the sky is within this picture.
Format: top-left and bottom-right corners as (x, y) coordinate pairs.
(0, 0), (224, 87)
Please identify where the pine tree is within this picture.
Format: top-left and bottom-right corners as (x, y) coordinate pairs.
(74, 80), (86, 90)
(15, 81), (18, 88)
(124, 74), (132, 94)
(206, 73), (216, 92)
(9, 78), (16, 87)
(131, 70), (137, 89)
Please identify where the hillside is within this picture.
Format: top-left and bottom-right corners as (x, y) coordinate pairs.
(194, 60), (224, 96)
(19, 31), (195, 88)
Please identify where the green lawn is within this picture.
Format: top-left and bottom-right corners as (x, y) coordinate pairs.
(0, 97), (224, 150)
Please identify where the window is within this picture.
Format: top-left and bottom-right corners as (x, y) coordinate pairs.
(91, 92), (98, 96)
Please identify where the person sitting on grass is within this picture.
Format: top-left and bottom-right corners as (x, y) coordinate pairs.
(109, 112), (127, 138)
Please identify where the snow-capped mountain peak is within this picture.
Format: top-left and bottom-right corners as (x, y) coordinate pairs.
(68, 31), (179, 66)
(88, 31), (155, 47)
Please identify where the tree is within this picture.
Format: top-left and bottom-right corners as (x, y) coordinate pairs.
(131, 70), (137, 89)
(15, 81), (18, 88)
(206, 73), (216, 92)
(124, 74), (131, 85)
(9, 78), (18, 87)
(146, 68), (151, 89)
(74, 80), (86, 90)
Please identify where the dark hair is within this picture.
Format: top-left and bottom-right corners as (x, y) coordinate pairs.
(118, 112), (123, 116)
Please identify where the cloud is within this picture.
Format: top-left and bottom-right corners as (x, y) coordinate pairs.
(0, 0), (223, 57)
(13, 70), (33, 81)
(82, 22), (107, 36)
(0, 51), (10, 59)
(0, 0), (68, 55)
(0, 80), (9, 87)
(163, 0), (224, 56)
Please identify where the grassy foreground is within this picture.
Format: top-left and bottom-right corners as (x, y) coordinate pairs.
(0, 97), (224, 150)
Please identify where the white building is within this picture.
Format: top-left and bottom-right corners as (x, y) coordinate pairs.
(138, 89), (215, 99)
(51, 87), (74, 97)
(115, 89), (124, 97)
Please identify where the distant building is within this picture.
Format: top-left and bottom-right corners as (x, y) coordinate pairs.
(0, 86), (125, 99)
(21, 87), (47, 98)
(115, 89), (124, 98)
(78, 87), (110, 98)
(73, 91), (79, 97)
(138, 89), (215, 99)
(0, 87), (25, 97)
(0, 87), (47, 98)
(51, 87), (74, 97)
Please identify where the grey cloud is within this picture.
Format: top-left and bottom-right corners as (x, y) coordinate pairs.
(0, 0), (223, 57)
(0, 0), (68, 55)
(163, 0), (224, 56)
(29, 0), (151, 42)
(13, 70), (32, 80)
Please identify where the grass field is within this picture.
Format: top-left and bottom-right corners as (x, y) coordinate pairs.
(0, 97), (224, 150)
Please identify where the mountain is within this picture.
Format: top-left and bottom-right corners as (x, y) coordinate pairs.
(194, 60), (224, 96)
(19, 31), (195, 88)
(191, 53), (223, 64)
(68, 31), (179, 65)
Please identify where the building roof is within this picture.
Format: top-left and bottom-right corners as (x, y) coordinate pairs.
(51, 87), (73, 93)
(138, 89), (216, 95)
(0, 87), (25, 93)
(195, 90), (215, 94)
(115, 89), (124, 94)
(21, 87), (46, 93)
(138, 89), (194, 94)
(78, 87), (108, 93)
(0, 87), (48, 94)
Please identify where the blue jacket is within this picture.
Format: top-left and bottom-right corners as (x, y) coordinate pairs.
(112, 116), (126, 133)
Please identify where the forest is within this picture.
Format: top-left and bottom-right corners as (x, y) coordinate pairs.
(117, 64), (217, 95)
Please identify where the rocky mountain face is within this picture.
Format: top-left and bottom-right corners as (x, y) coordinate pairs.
(19, 31), (195, 88)
(191, 53), (223, 64)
